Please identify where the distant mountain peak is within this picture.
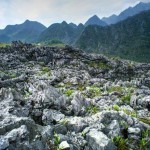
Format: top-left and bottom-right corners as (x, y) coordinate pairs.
(91, 15), (100, 19)
(62, 21), (68, 25)
(102, 1), (150, 25)
(85, 15), (107, 27)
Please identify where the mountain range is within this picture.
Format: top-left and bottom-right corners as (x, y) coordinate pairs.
(76, 10), (150, 63)
(0, 20), (46, 43)
(0, 2), (150, 62)
(102, 2), (150, 24)
(38, 21), (84, 44)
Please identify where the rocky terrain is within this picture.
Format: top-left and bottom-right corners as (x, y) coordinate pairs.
(0, 42), (150, 150)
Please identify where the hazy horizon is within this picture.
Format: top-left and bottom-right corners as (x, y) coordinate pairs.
(0, 0), (150, 29)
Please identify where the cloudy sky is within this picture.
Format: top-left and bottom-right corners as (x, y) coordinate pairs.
(0, 0), (150, 29)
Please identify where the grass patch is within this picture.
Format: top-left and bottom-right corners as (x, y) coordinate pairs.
(108, 86), (124, 93)
(85, 85), (101, 98)
(85, 61), (112, 69)
(123, 108), (137, 118)
(40, 66), (51, 76)
(86, 105), (99, 114)
(0, 43), (10, 48)
(112, 136), (129, 150)
(113, 105), (120, 111)
(139, 118), (150, 125)
(64, 89), (74, 97)
(121, 93), (131, 104)
(54, 132), (61, 146)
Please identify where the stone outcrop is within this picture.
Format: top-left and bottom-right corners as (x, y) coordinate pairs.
(0, 43), (150, 150)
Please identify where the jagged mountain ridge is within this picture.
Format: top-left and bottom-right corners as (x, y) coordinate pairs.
(38, 21), (85, 44)
(102, 2), (150, 24)
(76, 10), (150, 63)
(0, 20), (46, 43)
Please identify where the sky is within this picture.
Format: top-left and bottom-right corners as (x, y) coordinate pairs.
(0, 0), (150, 29)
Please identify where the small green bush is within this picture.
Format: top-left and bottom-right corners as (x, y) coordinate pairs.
(123, 109), (137, 118)
(108, 86), (124, 93)
(64, 89), (74, 97)
(86, 105), (99, 114)
(113, 105), (120, 111)
(54, 132), (60, 146)
(121, 93), (131, 104)
(85, 85), (101, 98)
(40, 67), (51, 76)
(112, 136), (129, 150)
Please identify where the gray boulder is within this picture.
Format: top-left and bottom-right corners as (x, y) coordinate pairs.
(86, 129), (116, 150)
(42, 109), (65, 125)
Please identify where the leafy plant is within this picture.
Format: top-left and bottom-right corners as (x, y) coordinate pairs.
(59, 119), (69, 125)
(140, 138), (150, 150)
(139, 129), (150, 150)
(77, 83), (86, 91)
(139, 118), (150, 125)
(23, 87), (32, 98)
(86, 105), (99, 114)
(123, 108), (137, 118)
(40, 66), (51, 76)
(112, 136), (129, 150)
(121, 93), (131, 104)
(113, 105), (120, 111)
(85, 85), (101, 98)
(64, 89), (74, 97)
(108, 86), (124, 93)
(54, 132), (61, 146)
(120, 121), (128, 130)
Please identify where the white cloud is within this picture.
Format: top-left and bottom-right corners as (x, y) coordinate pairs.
(0, 0), (150, 29)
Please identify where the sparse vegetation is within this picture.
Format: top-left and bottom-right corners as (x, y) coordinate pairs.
(139, 118), (150, 125)
(64, 89), (74, 97)
(112, 136), (129, 150)
(139, 129), (150, 150)
(0, 43), (10, 48)
(86, 105), (99, 114)
(121, 93), (131, 104)
(85, 85), (101, 98)
(85, 60), (112, 69)
(108, 86), (124, 93)
(54, 132), (61, 146)
(113, 105), (120, 111)
(40, 66), (51, 76)
(123, 108), (137, 118)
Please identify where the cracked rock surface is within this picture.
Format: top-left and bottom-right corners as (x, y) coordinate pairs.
(0, 42), (150, 150)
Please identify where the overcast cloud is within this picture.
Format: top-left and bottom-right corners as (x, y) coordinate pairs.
(0, 0), (150, 29)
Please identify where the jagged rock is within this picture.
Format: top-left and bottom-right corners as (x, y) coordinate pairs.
(0, 74), (27, 88)
(54, 124), (67, 135)
(59, 141), (70, 150)
(130, 95), (137, 107)
(0, 43), (150, 150)
(71, 92), (90, 116)
(0, 138), (9, 150)
(138, 96), (150, 109)
(128, 127), (141, 134)
(67, 117), (88, 133)
(106, 120), (120, 138)
(42, 109), (65, 125)
(86, 129), (116, 150)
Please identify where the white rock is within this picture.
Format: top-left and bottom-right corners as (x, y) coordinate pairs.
(86, 129), (116, 150)
(0, 138), (9, 150)
(59, 141), (70, 150)
(128, 127), (141, 134)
